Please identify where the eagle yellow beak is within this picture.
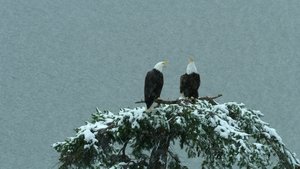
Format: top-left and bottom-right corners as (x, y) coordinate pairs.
(188, 57), (194, 63)
(163, 60), (168, 65)
(189, 56), (194, 63)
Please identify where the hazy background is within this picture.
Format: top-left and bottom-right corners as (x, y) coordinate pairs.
(1, 0), (299, 168)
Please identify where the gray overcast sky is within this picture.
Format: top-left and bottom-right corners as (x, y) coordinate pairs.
(1, 0), (299, 168)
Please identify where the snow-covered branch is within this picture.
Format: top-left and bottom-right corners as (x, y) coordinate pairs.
(53, 99), (300, 169)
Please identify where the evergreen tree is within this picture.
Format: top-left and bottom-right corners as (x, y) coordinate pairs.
(53, 98), (300, 169)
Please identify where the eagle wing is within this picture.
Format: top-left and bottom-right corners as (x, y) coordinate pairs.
(192, 73), (201, 90)
(180, 74), (188, 94)
(144, 70), (164, 108)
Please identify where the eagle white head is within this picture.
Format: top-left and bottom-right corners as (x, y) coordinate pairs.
(154, 60), (168, 72)
(186, 58), (198, 74)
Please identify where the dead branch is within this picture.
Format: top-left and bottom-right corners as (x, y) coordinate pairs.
(135, 94), (222, 105)
(168, 150), (180, 163)
(199, 94), (222, 100)
(135, 100), (146, 104)
(135, 99), (182, 104)
(118, 141), (129, 156)
(198, 94), (222, 105)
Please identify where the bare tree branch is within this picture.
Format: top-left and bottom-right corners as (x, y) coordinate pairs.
(135, 94), (222, 105)
(199, 94), (222, 105)
(118, 140), (129, 157)
(199, 94), (222, 100)
(168, 150), (180, 163)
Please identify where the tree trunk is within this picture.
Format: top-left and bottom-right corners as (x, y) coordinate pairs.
(148, 135), (170, 169)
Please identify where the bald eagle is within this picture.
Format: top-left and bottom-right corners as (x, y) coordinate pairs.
(144, 61), (167, 111)
(180, 59), (200, 98)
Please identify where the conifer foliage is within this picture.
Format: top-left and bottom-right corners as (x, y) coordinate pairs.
(53, 100), (300, 169)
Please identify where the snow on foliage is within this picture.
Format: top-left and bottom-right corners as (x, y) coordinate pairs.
(53, 100), (300, 169)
